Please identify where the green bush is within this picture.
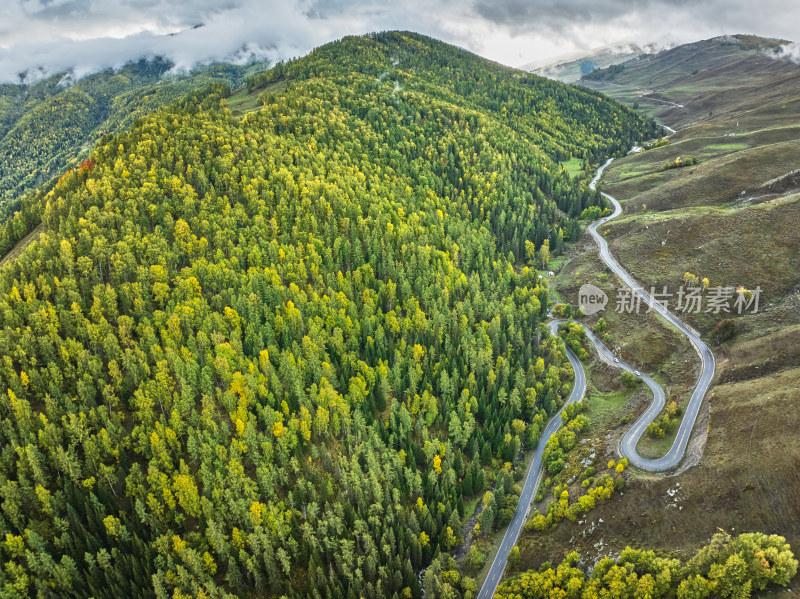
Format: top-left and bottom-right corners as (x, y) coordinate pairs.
(660, 155), (698, 171)
(621, 370), (641, 388)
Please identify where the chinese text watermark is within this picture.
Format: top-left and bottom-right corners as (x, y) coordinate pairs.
(580, 285), (761, 315)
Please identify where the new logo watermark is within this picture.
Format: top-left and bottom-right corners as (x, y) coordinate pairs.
(578, 284), (608, 315)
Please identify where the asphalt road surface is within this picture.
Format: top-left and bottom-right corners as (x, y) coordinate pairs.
(476, 157), (715, 598)
(587, 158), (715, 471)
(476, 320), (585, 599)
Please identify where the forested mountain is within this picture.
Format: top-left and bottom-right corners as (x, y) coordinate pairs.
(0, 59), (262, 220)
(0, 31), (655, 598)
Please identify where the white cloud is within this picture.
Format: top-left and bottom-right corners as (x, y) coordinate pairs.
(0, 1), (335, 81)
(768, 42), (800, 64)
(0, 0), (797, 83)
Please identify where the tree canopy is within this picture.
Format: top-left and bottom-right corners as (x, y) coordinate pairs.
(0, 31), (656, 598)
(496, 532), (797, 599)
(0, 57), (260, 226)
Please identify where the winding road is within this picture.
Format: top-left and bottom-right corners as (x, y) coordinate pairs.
(476, 156), (715, 598)
(586, 158), (715, 470)
(476, 320), (586, 598)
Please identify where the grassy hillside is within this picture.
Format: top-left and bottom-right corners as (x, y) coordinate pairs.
(0, 32), (655, 599)
(505, 33), (800, 595)
(581, 34), (799, 128)
(0, 59), (263, 220)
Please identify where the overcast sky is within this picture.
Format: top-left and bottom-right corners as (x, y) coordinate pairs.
(1, 0), (798, 83)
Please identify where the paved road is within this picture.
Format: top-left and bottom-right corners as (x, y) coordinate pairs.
(587, 158), (715, 471)
(476, 320), (585, 599)
(477, 157), (715, 598)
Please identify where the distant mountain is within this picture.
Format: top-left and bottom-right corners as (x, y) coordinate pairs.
(525, 42), (667, 84)
(578, 34), (797, 128)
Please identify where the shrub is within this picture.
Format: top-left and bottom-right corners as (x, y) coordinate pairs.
(580, 206), (603, 220)
(660, 155), (698, 171)
(594, 317), (607, 333)
(621, 371), (640, 388)
(644, 137), (670, 150)
(711, 318), (736, 344)
(465, 545), (486, 572)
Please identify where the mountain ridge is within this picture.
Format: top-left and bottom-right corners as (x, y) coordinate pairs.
(0, 30), (654, 599)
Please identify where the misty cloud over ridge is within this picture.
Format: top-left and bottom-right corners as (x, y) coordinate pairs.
(0, 1), (341, 82)
(0, 0), (797, 84)
(769, 42), (800, 64)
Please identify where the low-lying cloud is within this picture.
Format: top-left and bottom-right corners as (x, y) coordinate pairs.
(769, 42), (800, 64)
(0, 1), (344, 82)
(0, 0), (797, 84)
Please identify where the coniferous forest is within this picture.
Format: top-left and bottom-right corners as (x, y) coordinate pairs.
(0, 32), (658, 598)
(0, 59), (261, 226)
